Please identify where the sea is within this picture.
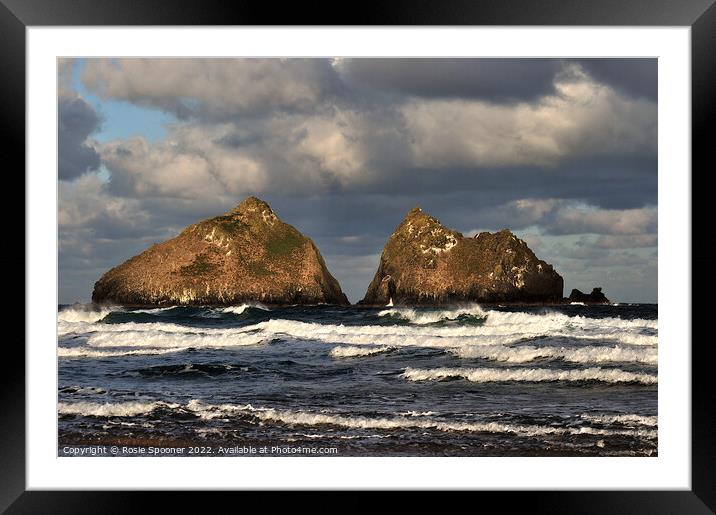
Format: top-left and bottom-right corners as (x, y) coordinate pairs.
(57, 303), (658, 457)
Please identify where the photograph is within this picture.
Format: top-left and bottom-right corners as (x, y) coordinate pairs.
(56, 57), (658, 458)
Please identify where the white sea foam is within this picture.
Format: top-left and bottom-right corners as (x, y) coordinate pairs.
(85, 329), (267, 349)
(58, 305), (116, 324)
(58, 400), (179, 417)
(56, 399), (657, 438)
(58, 346), (189, 358)
(219, 303), (269, 315)
(329, 345), (392, 358)
(401, 366), (657, 385)
(379, 305), (656, 330)
(378, 305), (487, 325)
(184, 400), (657, 438)
(580, 413), (658, 427)
(253, 318), (657, 348)
(454, 345), (657, 365)
(130, 306), (177, 314)
(58, 319), (263, 337)
(57, 306), (657, 357)
(57, 316), (657, 353)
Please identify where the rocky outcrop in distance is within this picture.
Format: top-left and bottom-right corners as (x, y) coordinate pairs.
(92, 197), (349, 307)
(360, 207), (564, 306)
(568, 288), (610, 304)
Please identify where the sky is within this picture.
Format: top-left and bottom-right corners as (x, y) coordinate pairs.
(58, 58), (658, 304)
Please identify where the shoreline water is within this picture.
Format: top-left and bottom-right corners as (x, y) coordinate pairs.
(58, 303), (658, 457)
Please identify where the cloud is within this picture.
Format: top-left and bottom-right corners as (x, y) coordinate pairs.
(59, 174), (149, 239)
(576, 59), (657, 101)
(547, 205), (657, 236)
(94, 66), (656, 203)
(58, 59), (102, 180)
(593, 234), (658, 248)
(402, 69), (656, 169)
(335, 58), (562, 102)
(82, 58), (343, 120)
(463, 199), (657, 240)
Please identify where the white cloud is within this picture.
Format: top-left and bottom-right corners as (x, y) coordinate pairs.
(82, 58), (341, 118)
(594, 234), (658, 248)
(95, 70), (656, 200)
(402, 68), (656, 168)
(549, 206), (657, 235)
(83, 59), (656, 195)
(59, 174), (148, 233)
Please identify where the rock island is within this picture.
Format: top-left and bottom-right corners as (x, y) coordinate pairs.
(360, 207), (565, 306)
(92, 197), (349, 306)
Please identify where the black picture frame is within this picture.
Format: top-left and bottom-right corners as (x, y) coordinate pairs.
(5, 0), (714, 511)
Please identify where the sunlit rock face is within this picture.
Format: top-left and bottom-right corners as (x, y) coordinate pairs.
(360, 207), (563, 306)
(92, 197), (349, 307)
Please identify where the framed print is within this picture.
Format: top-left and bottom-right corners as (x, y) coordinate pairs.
(6, 0), (715, 511)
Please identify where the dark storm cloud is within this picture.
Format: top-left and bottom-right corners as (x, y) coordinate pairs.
(574, 59), (657, 100)
(338, 58), (562, 102)
(304, 155), (657, 210)
(58, 96), (101, 180)
(339, 58), (657, 104)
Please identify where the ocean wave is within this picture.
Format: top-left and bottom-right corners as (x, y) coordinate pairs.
(59, 385), (107, 395)
(379, 305), (656, 329)
(57, 306), (657, 353)
(56, 399), (657, 439)
(329, 345), (392, 358)
(58, 305), (116, 324)
(130, 306), (177, 314)
(254, 318), (656, 348)
(378, 305), (487, 325)
(401, 366), (657, 385)
(580, 413), (658, 427)
(184, 400), (657, 438)
(58, 346), (189, 358)
(58, 400), (179, 417)
(84, 329), (266, 349)
(217, 303), (269, 315)
(454, 345), (657, 365)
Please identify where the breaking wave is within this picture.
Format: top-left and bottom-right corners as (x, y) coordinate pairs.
(56, 399), (657, 439)
(378, 305), (487, 325)
(329, 345), (392, 358)
(58, 400), (179, 417)
(84, 329), (266, 349)
(58, 347), (189, 358)
(454, 344), (657, 364)
(251, 318), (656, 347)
(580, 413), (658, 427)
(218, 303), (269, 315)
(401, 366), (657, 385)
(57, 306), (657, 357)
(58, 305), (116, 324)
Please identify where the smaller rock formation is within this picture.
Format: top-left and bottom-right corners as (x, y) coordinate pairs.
(360, 206), (564, 306)
(568, 287), (610, 304)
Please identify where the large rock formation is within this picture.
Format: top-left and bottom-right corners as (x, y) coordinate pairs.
(361, 207), (563, 306)
(92, 197), (349, 306)
(568, 287), (610, 304)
